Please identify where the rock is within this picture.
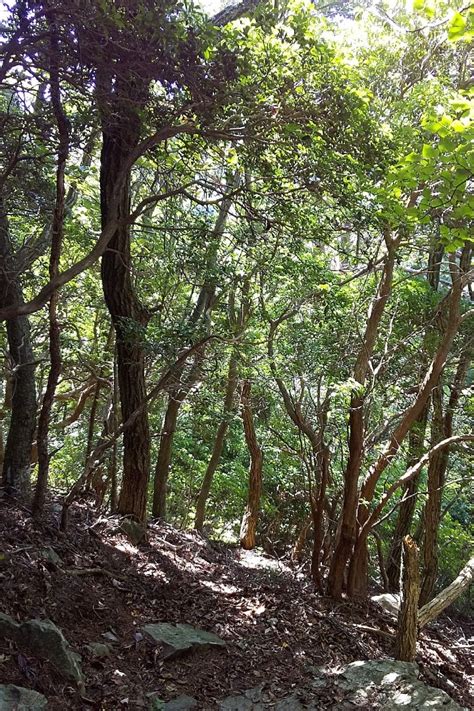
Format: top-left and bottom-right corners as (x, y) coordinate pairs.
(0, 612), (20, 640)
(164, 695), (198, 710)
(146, 694), (198, 710)
(218, 696), (255, 711)
(37, 547), (62, 566)
(312, 660), (466, 710)
(0, 684), (48, 710)
(86, 642), (112, 658)
(371, 593), (401, 616)
(0, 614), (83, 688)
(119, 517), (147, 545)
(218, 688), (307, 711)
(143, 622), (225, 659)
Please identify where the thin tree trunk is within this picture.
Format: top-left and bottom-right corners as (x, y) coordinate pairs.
(152, 396), (180, 519)
(291, 515), (312, 564)
(347, 253), (465, 597)
(0, 201), (37, 497)
(311, 444), (329, 591)
(239, 380), (263, 550)
(419, 348), (470, 605)
(394, 536), (420, 662)
(152, 173), (238, 520)
(386, 408), (428, 591)
(328, 235), (397, 598)
(32, 9), (69, 516)
(194, 350), (238, 531)
(418, 556), (474, 628)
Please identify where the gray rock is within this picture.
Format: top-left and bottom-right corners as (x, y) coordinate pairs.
(312, 660), (466, 710)
(274, 696), (306, 711)
(218, 689), (307, 711)
(0, 614), (83, 688)
(164, 695), (199, 710)
(119, 517), (147, 545)
(0, 684), (48, 710)
(0, 612), (20, 640)
(218, 696), (255, 711)
(86, 642), (112, 658)
(218, 686), (265, 710)
(36, 547), (62, 566)
(371, 593), (401, 616)
(143, 622), (225, 659)
(20, 619), (83, 687)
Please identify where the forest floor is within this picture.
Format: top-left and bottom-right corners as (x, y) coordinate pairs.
(0, 495), (472, 710)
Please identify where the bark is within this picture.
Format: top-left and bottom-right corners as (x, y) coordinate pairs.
(0, 212), (36, 496)
(100, 83), (150, 522)
(32, 8), (69, 516)
(152, 396), (181, 519)
(311, 444), (329, 591)
(347, 255), (465, 597)
(328, 235), (397, 598)
(152, 172), (238, 520)
(194, 350), (238, 531)
(152, 350), (205, 519)
(418, 556), (474, 628)
(239, 380), (263, 550)
(291, 515), (312, 564)
(394, 536), (420, 662)
(386, 407), (428, 591)
(419, 348), (470, 605)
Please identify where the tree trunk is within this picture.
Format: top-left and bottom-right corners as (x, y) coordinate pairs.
(100, 96), (150, 522)
(394, 536), (420, 662)
(420, 348), (470, 605)
(239, 380), (263, 550)
(328, 238), (397, 598)
(347, 255), (465, 597)
(194, 350), (238, 531)
(0, 204), (37, 497)
(386, 408), (428, 591)
(311, 444), (329, 591)
(152, 396), (180, 519)
(291, 515), (312, 564)
(418, 556), (474, 628)
(32, 9), (69, 516)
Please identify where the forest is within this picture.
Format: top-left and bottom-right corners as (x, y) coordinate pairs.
(0, 0), (473, 709)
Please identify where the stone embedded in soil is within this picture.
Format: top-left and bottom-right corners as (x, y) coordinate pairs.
(0, 613), (83, 687)
(118, 517), (147, 545)
(0, 684), (48, 710)
(164, 695), (199, 710)
(312, 660), (466, 710)
(146, 693), (198, 710)
(86, 642), (112, 658)
(143, 622), (225, 659)
(218, 687), (306, 711)
(371, 593), (401, 616)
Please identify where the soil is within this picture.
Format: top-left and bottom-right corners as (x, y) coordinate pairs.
(0, 495), (472, 710)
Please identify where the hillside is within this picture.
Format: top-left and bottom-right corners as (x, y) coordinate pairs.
(0, 497), (472, 710)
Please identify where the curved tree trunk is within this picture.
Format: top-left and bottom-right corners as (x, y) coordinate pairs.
(418, 556), (474, 628)
(152, 396), (180, 519)
(386, 408), (428, 591)
(419, 348), (470, 606)
(239, 380), (263, 550)
(347, 252), (465, 598)
(0, 201), (37, 498)
(328, 236), (397, 598)
(194, 350), (238, 531)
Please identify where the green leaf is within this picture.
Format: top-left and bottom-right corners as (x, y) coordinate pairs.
(422, 143), (437, 159)
(448, 12), (467, 40)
